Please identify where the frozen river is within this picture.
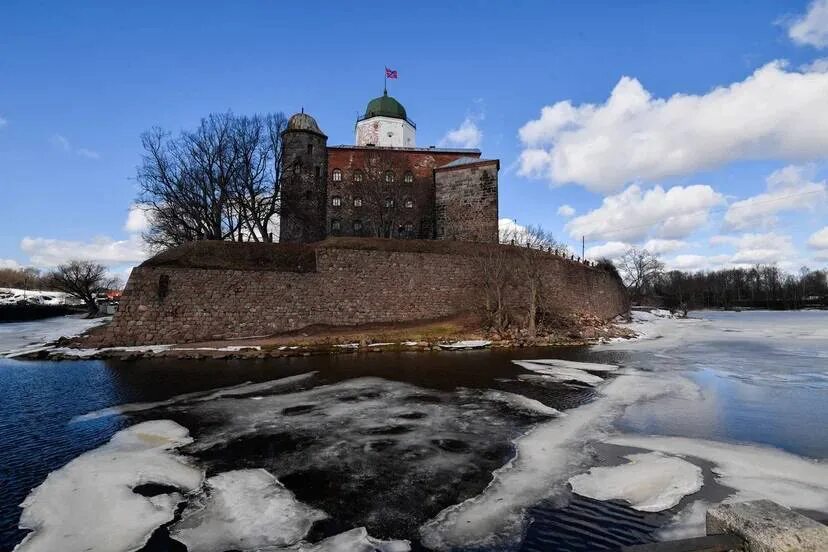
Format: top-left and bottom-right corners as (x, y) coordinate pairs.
(0, 310), (826, 551)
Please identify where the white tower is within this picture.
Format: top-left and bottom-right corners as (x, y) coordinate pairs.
(355, 90), (416, 148)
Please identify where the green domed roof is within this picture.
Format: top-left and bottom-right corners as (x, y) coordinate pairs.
(364, 91), (407, 120)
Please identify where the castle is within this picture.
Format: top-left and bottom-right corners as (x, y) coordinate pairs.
(278, 90), (500, 244)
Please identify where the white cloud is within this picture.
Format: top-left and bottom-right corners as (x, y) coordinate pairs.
(557, 204), (576, 217)
(643, 239), (687, 254)
(666, 254), (730, 272)
(808, 226), (828, 249)
(439, 116), (483, 149)
(710, 232), (796, 265)
(788, 0), (828, 49)
(724, 165), (826, 230)
(801, 57), (828, 73)
(585, 241), (629, 260)
(566, 184), (724, 242)
(518, 62), (828, 192)
(0, 258), (21, 270)
(124, 204), (151, 233)
(51, 133), (101, 160)
(498, 218), (528, 243)
(20, 236), (148, 269)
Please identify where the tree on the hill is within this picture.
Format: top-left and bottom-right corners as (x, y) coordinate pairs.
(619, 247), (664, 298)
(137, 112), (287, 249)
(48, 261), (116, 314)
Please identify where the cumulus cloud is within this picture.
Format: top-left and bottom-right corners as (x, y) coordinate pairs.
(518, 62), (828, 192)
(51, 133), (101, 160)
(20, 236), (148, 269)
(724, 165), (826, 230)
(124, 204), (151, 233)
(0, 258), (21, 270)
(665, 254), (731, 272)
(801, 57), (828, 73)
(498, 218), (528, 243)
(710, 232), (796, 265)
(585, 241), (628, 260)
(557, 204), (576, 217)
(643, 239), (687, 254)
(788, 0), (828, 49)
(439, 116), (483, 149)
(808, 226), (828, 249)
(565, 184), (724, 242)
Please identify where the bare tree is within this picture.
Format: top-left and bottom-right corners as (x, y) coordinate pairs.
(48, 261), (116, 315)
(619, 247), (664, 299)
(350, 149), (415, 238)
(137, 112), (287, 250)
(473, 245), (513, 332)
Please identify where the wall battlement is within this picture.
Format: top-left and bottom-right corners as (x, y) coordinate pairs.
(95, 239), (628, 346)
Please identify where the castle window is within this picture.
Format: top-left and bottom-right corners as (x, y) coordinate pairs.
(404, 172), (414, 183)
(404, 198), (414, 209)
(384, 197), (394, 209)
(331, 219), (341, 233)
(332, 168), (342, 182)
(293, 163), (302, 175)
(353, 220), (363, 233)
(384, 171), (394, 183)
(331, 196), (342, 207)
(354, 170), (363, 182)
(315, 166), (321, 178)
(307, 144), (313, 155)
(404, 222), (414, 235)
(353, 197), (363, 207)
(304, 190), (313, 200)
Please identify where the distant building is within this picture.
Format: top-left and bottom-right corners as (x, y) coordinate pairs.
(279, 90), (499, 244)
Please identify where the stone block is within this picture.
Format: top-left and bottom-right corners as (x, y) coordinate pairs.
(707, 500), (828, 552)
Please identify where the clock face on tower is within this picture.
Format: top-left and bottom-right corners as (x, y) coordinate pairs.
(357, 120), (380, 146)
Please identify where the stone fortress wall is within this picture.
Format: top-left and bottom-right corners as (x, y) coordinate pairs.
(93, 239), (629, 346)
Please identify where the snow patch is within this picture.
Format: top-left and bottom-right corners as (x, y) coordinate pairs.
(438, 340), (491, 350)
(171, 469), (326, 552)
(14, 420), (203, 552)
(608, 435), (828, 513)
(568, 452), (702, 511)
(289, 527), (410, 551)
(1, 315), (108, 357)
(512, 360), (604, 386)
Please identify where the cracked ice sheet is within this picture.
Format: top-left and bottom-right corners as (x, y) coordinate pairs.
(171, 469), (326, 552)
(568, 452), (702, 512)
(14, 420), (203, 552)
(518, 359), (619, 372)
(512, 360), (604, 386)
(419, 372), (700, 550)
(607, 435), (828, 514)
(72, 372), (317, 422)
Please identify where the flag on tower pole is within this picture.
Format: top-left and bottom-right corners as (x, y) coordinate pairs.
(385, 67), (398, 79)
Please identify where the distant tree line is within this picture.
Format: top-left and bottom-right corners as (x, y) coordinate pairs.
(611, 246), (828, 310)
(0, 262), (121, 314)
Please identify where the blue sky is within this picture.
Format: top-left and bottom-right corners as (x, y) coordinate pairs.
(1, 0), (827, 276)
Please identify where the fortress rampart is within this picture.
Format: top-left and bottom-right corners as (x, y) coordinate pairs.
(93, 238), (628, 346)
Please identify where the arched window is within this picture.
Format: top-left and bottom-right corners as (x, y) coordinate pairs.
(293, 162), (302, 175)
(332, 168), (342, 182)
(353, 197), (363, 207)
(404, 198), (414, 209)
(384, 197), (394, 209)
(353, 170), (363, 182)
(331, 219), (341, 233)
(353, 220), (363, 233)
(331, 196), (342, 207)
(404, 172), (414, 183)
(384, 171), (394, 183)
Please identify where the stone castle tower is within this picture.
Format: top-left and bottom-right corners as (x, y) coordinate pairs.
(279, 92), (499, 244)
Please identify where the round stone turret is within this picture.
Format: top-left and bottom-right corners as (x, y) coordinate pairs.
(287, 112), (325, 136)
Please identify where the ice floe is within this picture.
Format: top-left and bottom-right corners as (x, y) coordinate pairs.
(419, 372), (700, 549)
(14, 420), (203, 552)
(519, 358), (619, 372)
(72, 372), (317, 422)
(171, 469), (326, 552)
(0, 315), (109, 357)
(567, 452), (702, 511)
(438, 340), (491, 350)
(288, 528), (410, 551)
(481, 390), (562, 417)
(657, 499), (710, 540)
(607, 435), (828, 513)
(512, 360), (604, 386)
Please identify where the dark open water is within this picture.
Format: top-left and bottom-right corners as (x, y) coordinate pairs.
(1, 310), (826, 551)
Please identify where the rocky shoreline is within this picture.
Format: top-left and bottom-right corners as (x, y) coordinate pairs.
(15, 313), (639, 361)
